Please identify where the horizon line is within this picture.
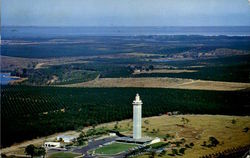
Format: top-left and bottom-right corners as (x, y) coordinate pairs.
(2, 25), (250, 27)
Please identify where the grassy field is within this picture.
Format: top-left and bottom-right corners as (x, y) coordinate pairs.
(2, 115), (250, 158)
(87, 115), (250, 157)
(94, 142), (138, 155)
(48, 152), (81, 158)
(62, 77), (250, 91)
(109, 115), (250, 158)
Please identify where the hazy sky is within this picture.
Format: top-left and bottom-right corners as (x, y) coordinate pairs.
(2, 0), (250, 26)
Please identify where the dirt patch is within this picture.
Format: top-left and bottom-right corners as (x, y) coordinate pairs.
(60, 77), (250, 91)
(34, 63), (46, 69)
(9, 77), (28, 85)
(47, 75), (59, 84)
(175, 80), (250, 91)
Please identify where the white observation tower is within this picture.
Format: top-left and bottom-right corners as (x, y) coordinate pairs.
(133, 93), (142, 139)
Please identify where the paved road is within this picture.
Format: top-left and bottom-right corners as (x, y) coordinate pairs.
(73, 137), (118, 157)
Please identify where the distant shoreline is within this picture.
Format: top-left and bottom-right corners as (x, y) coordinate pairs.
(2, 26), (250, 37)
(2, 26), (250, 28)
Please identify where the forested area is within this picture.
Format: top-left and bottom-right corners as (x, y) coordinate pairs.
(1, 85), (249, 147)
(9, 55), (250, 85)
(2, 35), (250, 58)
(134, 55), (250, 83)
(134, 63), (250, 83)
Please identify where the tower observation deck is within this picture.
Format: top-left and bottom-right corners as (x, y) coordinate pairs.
(133, 93), (142, 139)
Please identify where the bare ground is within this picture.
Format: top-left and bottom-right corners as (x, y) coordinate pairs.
(46, 75), (59, 84)
(9, 77), (28, 85)
(60, 77), (250, 91)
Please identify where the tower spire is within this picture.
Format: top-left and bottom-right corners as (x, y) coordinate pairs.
(133, 93), (142, 105)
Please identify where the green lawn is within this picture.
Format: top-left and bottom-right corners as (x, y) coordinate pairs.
(48, 152), (81, 158)
(95, 142), (138, 155)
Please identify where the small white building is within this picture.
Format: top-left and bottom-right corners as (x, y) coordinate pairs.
(56, 135), (76, 143)
(44, 142), (61, 148)
(149, 137), (161, 145)
(134, 69), (141, 73)
(109, 132), (117, 137)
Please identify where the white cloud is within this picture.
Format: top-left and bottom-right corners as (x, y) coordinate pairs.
(248, 0), (250, 5)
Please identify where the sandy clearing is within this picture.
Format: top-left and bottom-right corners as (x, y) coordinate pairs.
(34, 62), (46, 69)
(60, 77), (250, 91)
(34, 60), (90, 69)
(174, 80), (250, 91)
(46, 75), (59, 84)
(9, 77), (28, 85)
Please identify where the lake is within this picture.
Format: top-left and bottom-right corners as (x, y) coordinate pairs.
(0, 73), (18, 85)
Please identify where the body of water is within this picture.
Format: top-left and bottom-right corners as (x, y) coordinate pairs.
(0, 73), (18, 85)
(2, 26), (250, 38)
